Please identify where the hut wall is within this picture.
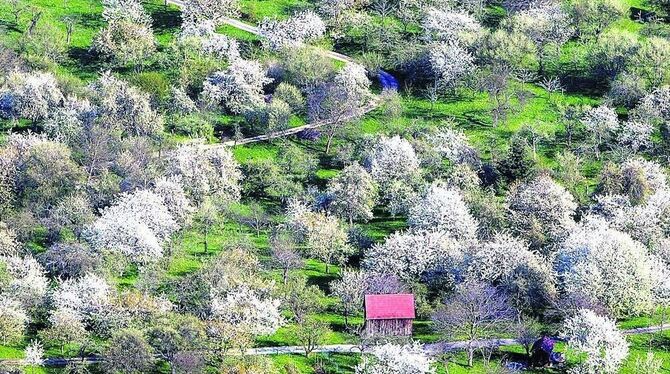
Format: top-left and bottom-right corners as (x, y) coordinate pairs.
(365, 318), (413, 336)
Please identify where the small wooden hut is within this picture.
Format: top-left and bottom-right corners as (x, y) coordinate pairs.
(364, 294), (415, 337)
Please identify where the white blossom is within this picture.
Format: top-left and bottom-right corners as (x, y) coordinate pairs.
(181, 0), (239, 24)
(612, 190), (670, 247)
(506, 5), (574, 47)
(88, 72), (162, 137)
(616, 120), (654, 153)
(429, 42), (475, 88)
(202, 59), (272, 114)
(89, 190), (178, 264)
(24, 340), (45, 368)
(366, 135), (421, 188)
(363, 229), (462, 281)
(101, 0), (151, 25)
(0, 222), (19, 257)
(153, 176), (195, 226)
(356, 342), (435, 374)
(167, 144), (242, 204)
(1, 256), (49, 311)
(507, 174), (577, 251)
(630, 86), (670, 124)
(581, 105), (619, 147)
(332, 62), (371, 104)
(426, 127), (478, 165)
(210, 285), (284, 336)
(327, 164), (377, 223)
(0, 71), (64, 121)
(422, 8), (483, 46)
(52, 273), (111, 317)
(555, 218), (663, 317)
(43, 96), (95, 144)
(562, 309), (628, 374)
(260, 11), (326, 50)
(179, 20), (240, 60)
(0, 297), (28, 344)
(408, 183), (478, 241)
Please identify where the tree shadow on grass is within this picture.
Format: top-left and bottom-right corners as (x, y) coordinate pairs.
(73, 11), (105, 30)
(67, 47), (106, 77)
(147, 4), (182, 34)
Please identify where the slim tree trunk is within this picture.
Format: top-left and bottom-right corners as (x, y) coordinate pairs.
(203, 227), (209, 253)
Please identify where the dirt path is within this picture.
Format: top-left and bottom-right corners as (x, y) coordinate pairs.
(163, 0), (377, 147)
(3, 324), (668, 367)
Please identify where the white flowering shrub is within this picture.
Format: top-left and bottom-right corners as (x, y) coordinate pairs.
(426, 127), (478, 165)
(167, 145), (242, 204)
(1, 256), (49, 311)
(562, 309), (629, 374)
(260, 11), (326, 50)
(153, 176), (194, 226)
(555, 219), (665, 317)
(429, 42), (475, 88)
(356, 342), (435, 374)
(327, 164), (378, 223)
(0, 296), (28, 345)
(332, 62), (371, 104)
(581, 105), (619, 148)
(366, 135), (421, 188)
(612, 190), (670, 247)
(408, 183), (478, 241)
(43, 96), (95, 144)
(179, 20), (240, 60)
(93, 0), (156, 68)
(24, 340), (45, 368)
(0, 222), (19, 257)
(616, 120), (654, 153)
(630, 86), (670, 124)
(506, 5), (574, 47)
(363, 229), (462, 282)
(210, 285), (283, 336)
(89, 190), (178, 264)
(422, 8), (483, 46)
(181, 0), (239, 24)
(284, 202), (354, 270)
(101, 0), (151, 25)
(202, 59), (272, 114)
(0, 71), (64, 121)
(507, 174), (577, 251)
(88, 72), (163, 137)
(465, 233), (556, 310)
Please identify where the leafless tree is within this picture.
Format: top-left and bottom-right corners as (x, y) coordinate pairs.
(270, 234), (303, 284)
(432, 281), (516, 367)
(478, 65), (514, 128)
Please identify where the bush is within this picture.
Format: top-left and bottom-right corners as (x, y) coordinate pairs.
(129, 72), (170, 101)
(168, 115), (214, 138)
(274, 82), (304, 113)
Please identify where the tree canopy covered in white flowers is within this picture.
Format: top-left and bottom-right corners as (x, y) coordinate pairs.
(3, 0), (670, 371)
(563, 309), (629, 374)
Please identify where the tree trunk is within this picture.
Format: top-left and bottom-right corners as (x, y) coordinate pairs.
(325, 263), (330, 274)
(468, 345), (474, 367)
(325, 134), (334, 154)
(203, 228), (209, 253)
(283, 268), (288, 284)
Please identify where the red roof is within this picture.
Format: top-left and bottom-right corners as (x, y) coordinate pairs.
(365, 294), (416, 320)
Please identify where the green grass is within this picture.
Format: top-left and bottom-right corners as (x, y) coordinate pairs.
(0, 0), (181, 80)
(240, 0), (312, 22)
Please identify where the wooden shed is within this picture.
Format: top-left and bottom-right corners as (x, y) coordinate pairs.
(364, 294), (415, 337)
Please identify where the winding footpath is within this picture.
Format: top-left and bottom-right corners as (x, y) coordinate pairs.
(2, 324), (668, 367)
(165, 0), (353, 63)
(164, 0), (386, 147)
